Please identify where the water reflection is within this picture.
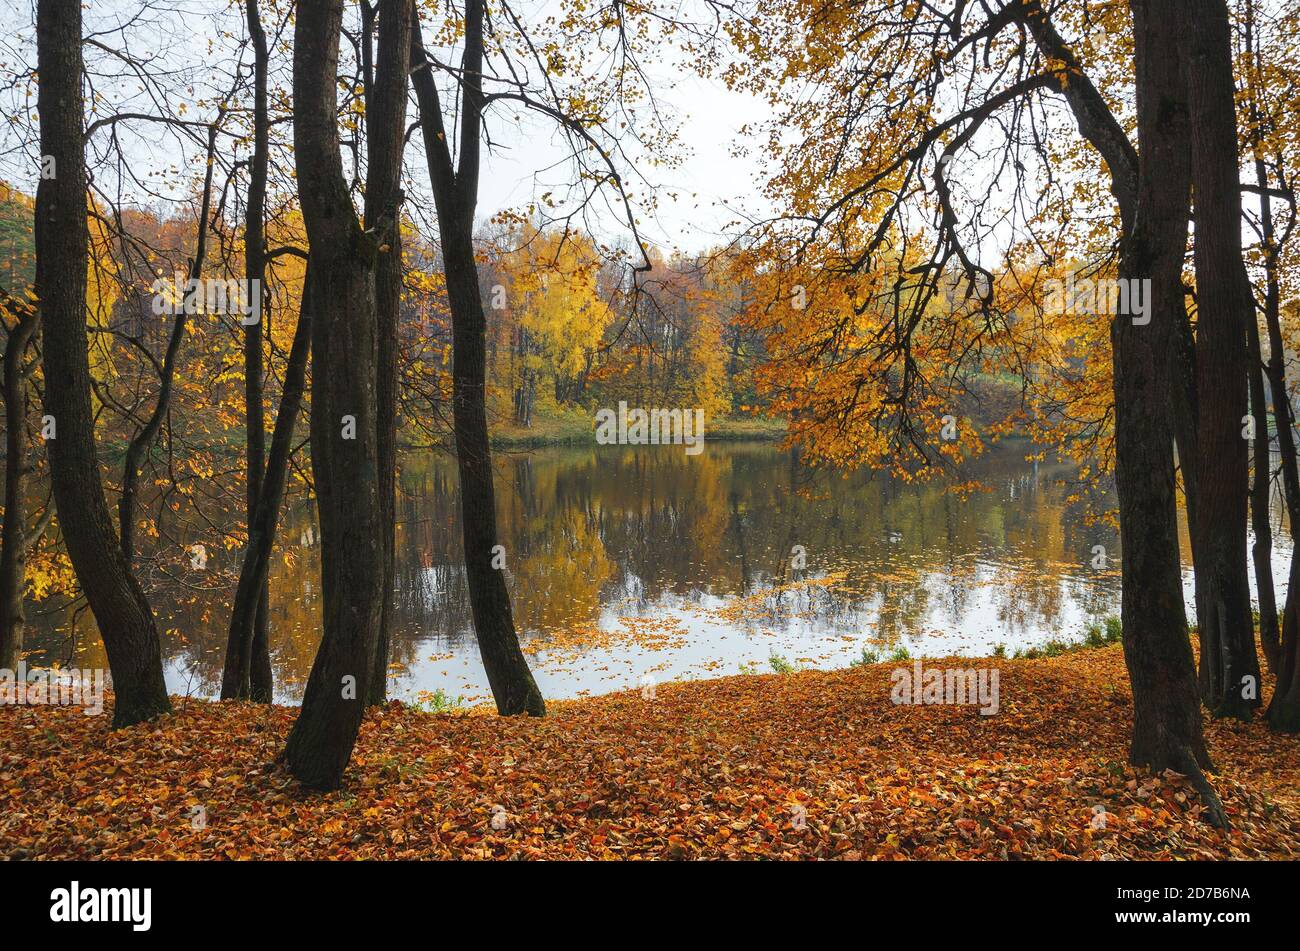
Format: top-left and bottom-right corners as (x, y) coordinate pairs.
(26, 441), (1291, 704)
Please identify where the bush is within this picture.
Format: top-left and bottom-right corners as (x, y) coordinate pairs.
(769, 653), (796, 674)
(412, 689), (464, 714)
(850, 645), (882, 667)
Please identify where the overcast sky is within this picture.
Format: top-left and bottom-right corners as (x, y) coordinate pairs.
(0, 0), (775, 256)
(475, 67), (773, 255)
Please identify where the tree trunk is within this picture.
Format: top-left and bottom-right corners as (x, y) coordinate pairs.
(411, 3), (544, 716)
(0, 299), (39, 670)
(1260, 162), (1300, 727)
(364, 0), (411, 707)
(280, 0), (389, 789)
(1184, 0), (1261, 719)
(1262, 173), (1300, 727)
(1111, 0), (1224, 826)
(1241, 1), (1300, 730)
(1247, 317), (1279, 673)
(243, 0), (273, 702)
(35, 0), (170, 726)
(442, 229), (545, 715)
(1271, 554), (1300, 730)
(221, 270), (312, 701)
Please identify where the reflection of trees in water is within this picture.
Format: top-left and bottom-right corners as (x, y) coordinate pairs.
(393, 460), (465, 643)
(23, 441), (1125, 698)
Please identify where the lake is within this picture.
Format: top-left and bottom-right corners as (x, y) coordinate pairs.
(26, 440), (1292, 706)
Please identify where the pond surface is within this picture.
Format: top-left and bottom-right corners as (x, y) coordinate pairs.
(27, 440), (1292, 706)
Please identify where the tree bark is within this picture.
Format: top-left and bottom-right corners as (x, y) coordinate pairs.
(1259, 158), (1300, 727)
(1271, 551), (1300, 730)
(410, 2), (544, 716)
(1110, 0), (1224, 826)
(1247, 314), (1279, 673)
(1184, 0), (1261, 719)
(0, 298), (39, 670)
(1263, 216), (1300, 729)
(364, 0), (412, 707)
(243, 0), (273, 702)
(280, 0), (389, 789)
(35, 0), (170, 726)
(1241, 1), (1300, 730)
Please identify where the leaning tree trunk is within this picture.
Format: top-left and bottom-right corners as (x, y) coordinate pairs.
(1244, 8), (1300, 727)
(1020, 0), (1223, 823)
(1247, 316), (1280, 673)
(242, 0), (273, 702)
(1112, 0), (1224, 826)
(441, 230), (545, 716)
(1261, 225), (1300, 730)
(280, 0), (390, 790)
(364, 0), (411, 707)
(1272, 554), (1300, 730)
(221, 270), (312, 701)
(0, 299), (39, 670)
(1261, 169), (1300, 727)
(1185, 0), (1261, 719)
(411, 2), (545, 716)
(34, 0), (170, 726)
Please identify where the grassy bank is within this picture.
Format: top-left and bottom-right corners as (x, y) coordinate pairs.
(98, 412), (787, 461)
(3, 644), (1297, 859)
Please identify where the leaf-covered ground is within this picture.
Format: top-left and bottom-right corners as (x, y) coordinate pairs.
(3, 645), (1298, 859)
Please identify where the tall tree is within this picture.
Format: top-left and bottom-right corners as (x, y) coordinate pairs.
(280, 0), (394, 789)
(1260, 227), (1300, 731)
(1185, 0), (1261, 720)
(410, 0), (545, 716)
(0, 291), (39, 670)
(716, 0), (1227, 819)
(1239, 0), (1300, 731)
(1246, 312), (1279, 674)
(240, 0), (274, 702)
(364, 0), (412, 707)
(1111, 0), (1221, 825)
(35, 0), (170, 726)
